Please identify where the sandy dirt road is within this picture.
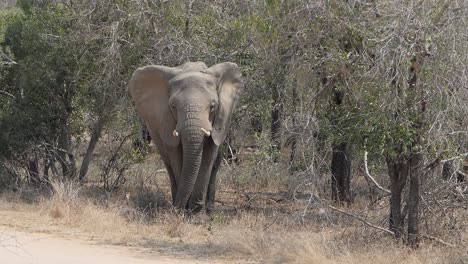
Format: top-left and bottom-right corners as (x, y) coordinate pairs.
(0, 227), (212, 264)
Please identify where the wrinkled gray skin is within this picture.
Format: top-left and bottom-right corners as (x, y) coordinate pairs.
(128, 62), (243, 212)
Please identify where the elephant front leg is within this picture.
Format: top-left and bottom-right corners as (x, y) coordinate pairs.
(166, 146), (183, 205)
(206, 151), (222, 213)
(161, 159), (178, 204)
(167, 168), (177, 204)
(188, 140), (218, 213)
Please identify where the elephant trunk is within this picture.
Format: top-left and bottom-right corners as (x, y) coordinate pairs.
(173, 115), (205, 209)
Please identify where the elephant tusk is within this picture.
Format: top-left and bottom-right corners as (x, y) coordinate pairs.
(173, 130), (179, 137)
(201, 128), (211, 137)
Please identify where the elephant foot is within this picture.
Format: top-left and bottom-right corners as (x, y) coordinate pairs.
(170, 207), (187, 218)
(205, 203), (215, 215)
(188, 213), (210, 225)
(187, 199), (205, 214)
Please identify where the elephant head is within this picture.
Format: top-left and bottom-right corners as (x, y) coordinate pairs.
(128, 62), (243, 209)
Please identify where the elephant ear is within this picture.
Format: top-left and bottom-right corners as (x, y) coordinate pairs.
(128, 65), (182, 147)
(203, 62), (243, 146)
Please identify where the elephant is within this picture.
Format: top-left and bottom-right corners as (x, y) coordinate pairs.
(128, 61), (243, 212)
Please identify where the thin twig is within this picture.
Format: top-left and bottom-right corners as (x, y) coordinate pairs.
(310, 74), (336, 112)
(328, 204), (395, 236)
(300, 193), (316, 224)
(263, 214), (280, 231)
(364, 151), (391, 194)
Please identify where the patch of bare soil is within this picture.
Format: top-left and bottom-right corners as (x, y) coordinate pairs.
(0, 227), (225, 264)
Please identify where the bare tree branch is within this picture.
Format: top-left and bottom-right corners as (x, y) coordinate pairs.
(364, 151), (391, 194)
(441, 152), (468, 163)
(328, 204), (395, 236)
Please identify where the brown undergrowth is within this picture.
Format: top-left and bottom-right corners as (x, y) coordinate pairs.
(0, 151), (466, 264)
(0, 175), (466, 264)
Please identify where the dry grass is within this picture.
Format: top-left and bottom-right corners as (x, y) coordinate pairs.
(213, 224), (467, 264)
(0, 154), (466, 263)
(1, 190), (466, 263)
(47, 180), (81, 219)
(207, 207), (461, 264)
(1, 189), (463, 263)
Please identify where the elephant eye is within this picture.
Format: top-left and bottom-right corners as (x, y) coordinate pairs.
(210, 102), (216, 112)
(170, 103), (177, 113)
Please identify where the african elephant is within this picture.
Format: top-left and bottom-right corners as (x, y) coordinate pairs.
(128, 62), (243, 212)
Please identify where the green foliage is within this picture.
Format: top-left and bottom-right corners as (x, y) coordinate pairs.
(0, 0), (466, 191)
(1, 3), (76, 155)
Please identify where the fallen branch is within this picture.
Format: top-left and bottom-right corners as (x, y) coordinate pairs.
(0, 90), (15, 99)
(1, 52), (18, 66)
(364, 151), (391, 194)
(424, 152), (468, 172)
(328, 204), (395, 236)
(455, 170), (467, 179)
(328, 204), (457, 247)
(442, 152), (468, 163)
(421, 235), (456, 248)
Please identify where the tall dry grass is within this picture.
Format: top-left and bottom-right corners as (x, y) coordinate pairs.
(1, 185), (465, 264)
(1, 158), (465, 264)
(46, 180), (81, 219)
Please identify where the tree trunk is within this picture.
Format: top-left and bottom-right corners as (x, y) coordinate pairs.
(43, 149), (53, 180)
(44, 147), (59, 178)
(271, 80), (282, 156)
(330, 83), (352, 204)
(406, 44), (426, 247)
(58, 124), (77, 179)
(27, 154), (40, 186)
(79, 116), (105, 181)
(269, 48), (291, 159)
(286, 80), (299, 199)
(184, 0), (194, 38)
(289, 79), (298, 170)
(408, 152), (422, 247)
(331, 142), (352, 204)
(386, 155), (409, 238)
